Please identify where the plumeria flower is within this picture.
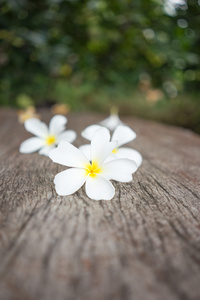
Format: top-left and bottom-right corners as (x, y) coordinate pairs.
(81, 124), (142, 167)
(49, 128), (137, 200)
(99, 106), (123, 130)
(17, 106), (41, 124)
(20, 115), (76, 156)
(51, 103), (70, 115)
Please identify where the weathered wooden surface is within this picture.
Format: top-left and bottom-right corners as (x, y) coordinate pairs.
(0, 109), (200, 300)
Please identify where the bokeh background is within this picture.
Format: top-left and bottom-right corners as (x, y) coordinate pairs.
(0, 0), (200, 133)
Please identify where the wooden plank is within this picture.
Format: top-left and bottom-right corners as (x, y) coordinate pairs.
(0, 109), (200, 300)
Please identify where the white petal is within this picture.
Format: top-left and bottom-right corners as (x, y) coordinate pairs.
(49, 115), (67, 135)
(24, 118), (49, 138)
(85, 175), (115, 200)
(112, 125), (137, 147)
(103, 155), (117, 164)
(49, 140), (89, 168)
(57, 130), (77, 143)
(116, 147), (143, 167)
(100, 114), (123, 130)
(79, 144), (91, 161)
(39, 146), (53, 156)
(81, 124), (103, 141)
(54, 168), (86, 196)
(19, 137), (44, 153)
(102, 158), (137, 182)
(91, 127), (117, 165)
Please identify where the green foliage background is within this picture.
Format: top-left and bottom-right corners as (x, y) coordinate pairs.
(0, 0), (200, 132)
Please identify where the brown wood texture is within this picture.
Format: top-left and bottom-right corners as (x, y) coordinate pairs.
(0, 109), (200, 300)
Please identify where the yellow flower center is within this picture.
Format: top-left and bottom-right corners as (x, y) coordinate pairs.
(45, 135), (56, 146)
(112, 148), (118, 154)
(85, 161), (102, 178)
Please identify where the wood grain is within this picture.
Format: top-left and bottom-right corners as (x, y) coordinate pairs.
(0, 109), (200, 300)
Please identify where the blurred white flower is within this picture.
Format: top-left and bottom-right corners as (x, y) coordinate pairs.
(99, 107), (123, 130)
(17, 106), (40, 124)
(49, 127), (137, 200)
(20, 115), (76, 156)
(81, 124), (142, 167)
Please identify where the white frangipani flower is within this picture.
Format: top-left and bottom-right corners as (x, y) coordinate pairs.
(49, 128), (137, 200)
(81, 124), (142, 167)
(20, 115), (76, 156)
(99, 107), (123, 130)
